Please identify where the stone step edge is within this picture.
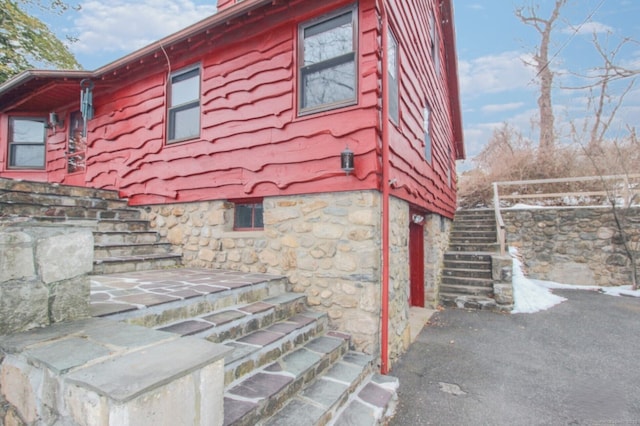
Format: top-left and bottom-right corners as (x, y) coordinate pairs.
(329, 373), (400, 426)
(92, 276), (289, 328)
(93, 253), (183, 265)
(223, 333), (354, 426)
(440, 294), (500, 311)
(222, 311), (329, 385)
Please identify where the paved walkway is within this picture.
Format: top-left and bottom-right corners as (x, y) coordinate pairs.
(90, 268), (283, 317)
(389, 289), (640, 425)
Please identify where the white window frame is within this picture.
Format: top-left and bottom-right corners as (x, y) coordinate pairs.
(8, 117), (46, 169)
(167, 65), (201, 143)
(388, 27), (399, 124)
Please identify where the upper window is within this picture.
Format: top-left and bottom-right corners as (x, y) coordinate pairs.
(423, 105), (432, 164)
(429, 10), (440, 76)
(168, 66), (201, 143)
(387, 28), (399, 124)
(234, 201), (264, 230)
(299, 5), (358, 114)
(8, 117), (46, 169)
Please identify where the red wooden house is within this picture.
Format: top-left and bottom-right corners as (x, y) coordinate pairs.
(0, 0), (463, 370)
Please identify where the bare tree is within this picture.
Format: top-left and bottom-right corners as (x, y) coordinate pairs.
(515, 0), (568, 157)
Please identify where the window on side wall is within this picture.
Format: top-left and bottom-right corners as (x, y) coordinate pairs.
(167, 65), (201, 143)
(298, 5), (358, 115)
(388, 28), (399, 124)
(234, 200), (264, 230)
(429, 10), (440, 76)
(423, 105), (432, 164)
(8, 117), (46, 169)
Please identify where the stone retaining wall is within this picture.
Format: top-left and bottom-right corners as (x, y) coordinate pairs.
(0, 221), (94, 335)
(503, 207), (640, 286)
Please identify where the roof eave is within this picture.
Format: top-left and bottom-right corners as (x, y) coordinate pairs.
(441, 0), (465, 160)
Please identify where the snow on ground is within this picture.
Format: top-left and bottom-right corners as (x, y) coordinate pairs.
(509, 247), (640, 314)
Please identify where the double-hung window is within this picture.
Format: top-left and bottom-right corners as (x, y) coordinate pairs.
(299, 5), (358, 114)
(168, 65), (201, 143)
(8, 117), (46, 169)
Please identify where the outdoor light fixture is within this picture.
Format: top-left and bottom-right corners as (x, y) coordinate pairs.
(47, 112), (61, 130)
(341, 145), (354, 175)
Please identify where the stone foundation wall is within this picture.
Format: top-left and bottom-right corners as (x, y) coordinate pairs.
(0, 221), (93, 335)
(143, 192), (450, 361)
(388, 198), (410, 364)
(142, 191), (383, 354)
(503, 207), (640, 286)
(424, 214), (451, 307)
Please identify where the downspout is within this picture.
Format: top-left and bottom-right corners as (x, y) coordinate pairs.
(380, 1), (391, 375)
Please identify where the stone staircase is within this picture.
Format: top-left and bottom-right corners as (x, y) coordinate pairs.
(441, 209), (509, 310)
(0, 178), (398, 425)
(92, 269), (398, 425)
(0, 178), (182, 274)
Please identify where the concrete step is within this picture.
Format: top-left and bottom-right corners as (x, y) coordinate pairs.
(450, 236), (497, 245)
(443, 258), (491, 270)
(441, 275), (494, 289)
(440, 294), (498, 310)
(444, 251), (493, 262)
(90, 268), (288, 328)
(443, 267), (492, 280)
(449, 242), (500, 252)
(454, 209), (495, 219)
(92, 253), (183, 274)
(94, 242), (175, 258)
(450, 230), (496, 239)
(223, 334), (354, 426)
(93, 230), (161, 245)
(440, 283), (493, 296)
(96, 218), (153, 232)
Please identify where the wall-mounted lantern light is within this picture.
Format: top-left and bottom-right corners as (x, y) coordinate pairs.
(46, 112), (61, 130)
(341, 145), (354, 175)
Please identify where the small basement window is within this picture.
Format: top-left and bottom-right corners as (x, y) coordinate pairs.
(234, 200), (264, 230)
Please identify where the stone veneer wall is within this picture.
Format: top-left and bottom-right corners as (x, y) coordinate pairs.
(142, 191), (384, 354)
(503, 207), (640, 286)
(388, 198), (410, 365)
(142, 191), (449, 361)
(424, 214), (451, 307)
(0, 221), (93, 335)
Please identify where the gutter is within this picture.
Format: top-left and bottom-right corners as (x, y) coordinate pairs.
(380, 2), (391, 375)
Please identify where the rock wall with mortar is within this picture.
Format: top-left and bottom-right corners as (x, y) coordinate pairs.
(503, 207), (640, 286)
(142, 191), (449, 360)
(0, 221), (93, 335)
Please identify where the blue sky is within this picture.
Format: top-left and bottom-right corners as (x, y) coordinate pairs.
(32, 1), (640, 170)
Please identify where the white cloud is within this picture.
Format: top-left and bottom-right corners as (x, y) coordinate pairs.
(481, 102), (525, 114)
(562, 21), (613, 36)
(459, 51), (537, 98)
(70, 0), (216, 66)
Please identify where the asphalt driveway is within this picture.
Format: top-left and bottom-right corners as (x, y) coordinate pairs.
(389, 289), (640, 425)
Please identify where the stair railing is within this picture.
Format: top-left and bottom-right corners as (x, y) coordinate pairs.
(492, 182), (506, 256)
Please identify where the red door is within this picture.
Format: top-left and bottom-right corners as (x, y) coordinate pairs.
(409, 215), (425, 307)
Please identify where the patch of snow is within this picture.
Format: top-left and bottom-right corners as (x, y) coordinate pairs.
(509, 247), (640, 314)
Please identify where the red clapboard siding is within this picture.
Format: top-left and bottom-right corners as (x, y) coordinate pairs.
(384, 0), (457, 217)
(81, 0), (383, 204)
